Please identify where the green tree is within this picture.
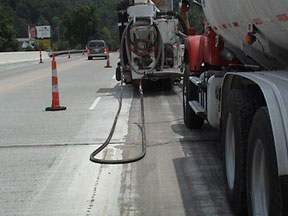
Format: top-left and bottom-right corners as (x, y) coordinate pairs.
(64, 5), (100, 48)
(0, 5), (18, 51)
(37, 15), (49, 25)
(13, 17), (29, 38)
(0, 0), (204, 51)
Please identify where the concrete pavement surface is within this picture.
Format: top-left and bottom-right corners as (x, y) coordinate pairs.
(0, 53), (233, 215)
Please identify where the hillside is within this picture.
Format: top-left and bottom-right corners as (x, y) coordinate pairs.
(0, 0), (203, 51)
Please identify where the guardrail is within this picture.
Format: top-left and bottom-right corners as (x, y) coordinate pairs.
(48, 49), (87, 57)
(0, 50), (87, 65)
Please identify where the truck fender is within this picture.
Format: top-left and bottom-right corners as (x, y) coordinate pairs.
(184, 35), (204, 71)
(221, 71), (288, 177)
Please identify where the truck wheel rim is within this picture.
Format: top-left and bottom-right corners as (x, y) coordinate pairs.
(251, 139), (269, 216)
(225, 113), (236, 190)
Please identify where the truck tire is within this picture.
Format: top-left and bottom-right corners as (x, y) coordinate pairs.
(116, 66), (121, 81)
(221, 89), (255, 215)
(183, 65), (204, 129)
(247, 107), (284, 216)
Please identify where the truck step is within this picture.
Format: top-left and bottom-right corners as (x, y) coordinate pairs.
(189, 76), (202, 86)
(189, 100), (205, 116)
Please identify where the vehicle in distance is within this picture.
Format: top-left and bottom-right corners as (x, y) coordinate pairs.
(87, 40), (109, 60)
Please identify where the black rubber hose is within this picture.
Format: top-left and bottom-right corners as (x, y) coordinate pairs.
(89, 75), (146, 164)
(89, 24), (147, 164)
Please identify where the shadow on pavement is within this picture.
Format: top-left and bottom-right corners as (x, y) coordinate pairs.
(172, 122), (234, 216)
(165, 84), (234, 216)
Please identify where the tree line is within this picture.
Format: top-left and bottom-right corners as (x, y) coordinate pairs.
(0, 0), (203, 52)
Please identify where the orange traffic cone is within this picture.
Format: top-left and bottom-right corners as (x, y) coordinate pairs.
(105, 53), (112, 68)
(39, 49), (43, 63)
(46, 54), (66, 111)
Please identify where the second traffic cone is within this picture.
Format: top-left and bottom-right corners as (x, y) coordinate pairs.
(39, 49), (43, 63)
(105, 53), (112, 68)
(46, 54), (66, 111)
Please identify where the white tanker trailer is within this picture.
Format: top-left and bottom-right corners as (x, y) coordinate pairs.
(183, 0), (288, 215)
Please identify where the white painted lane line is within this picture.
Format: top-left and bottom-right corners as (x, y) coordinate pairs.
(89, 97), (102, 110)
(112, 75), (116, 80)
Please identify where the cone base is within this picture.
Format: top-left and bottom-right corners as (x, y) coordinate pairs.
(105, 66), (112, 68)
(46, 106), (67, 111)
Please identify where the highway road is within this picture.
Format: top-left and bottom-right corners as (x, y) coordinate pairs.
(0, 53), (233, 216)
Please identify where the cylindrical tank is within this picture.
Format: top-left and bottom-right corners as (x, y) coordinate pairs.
(202, 0), (288, 67)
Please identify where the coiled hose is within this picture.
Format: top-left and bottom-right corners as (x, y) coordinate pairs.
(124, 19), (164, 75)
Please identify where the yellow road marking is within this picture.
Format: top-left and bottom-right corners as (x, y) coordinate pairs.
(0, 60), (86, 94)
(0, 67), (48, 84)
(0, 74), (49, 93)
